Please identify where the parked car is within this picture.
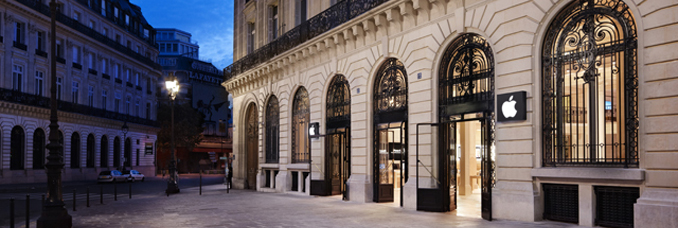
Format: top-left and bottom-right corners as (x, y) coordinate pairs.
(122, 170), (145, 182)
(97, 170), (128, 183)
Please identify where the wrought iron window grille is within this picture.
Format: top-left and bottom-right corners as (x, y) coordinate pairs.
(541, 0), (638, 167)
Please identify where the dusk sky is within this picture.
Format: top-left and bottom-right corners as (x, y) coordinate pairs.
(132, 0), (234, 70)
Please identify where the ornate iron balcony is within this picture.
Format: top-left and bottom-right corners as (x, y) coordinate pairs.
(0, 87), (157, 127)
(135, 85), (142, 91)
(56, 57), (66, 64)
(35, 49), (48, 58)
(126, 82), (134, 88)
(72, 62), (82, 69)
(223, 0), (390, 81)
(102, 73), (111, 80)
(115, 78), (122, 84)
(89, 68), (98, 75)
(13, 41), (27, 51)
(15, 0), (162, 71)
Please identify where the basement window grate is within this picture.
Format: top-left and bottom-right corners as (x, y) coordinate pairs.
(543, 184), (579, 223)
(595, 186), (639, 228)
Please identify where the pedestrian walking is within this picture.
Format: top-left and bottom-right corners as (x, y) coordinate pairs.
(224, 165), (229, 186)
(227, 164), (233, 189)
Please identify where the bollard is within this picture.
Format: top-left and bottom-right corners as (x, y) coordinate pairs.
(100, 186), (104, 204)
(26, 194), (30, 228)
(114, 181), (118, 201)
(129, 183), (132, 199)
(73, 189), (77, 211)
(10, 198), (15, 228)
(87, 187), (90, 207)
(200, 170), (202, 195)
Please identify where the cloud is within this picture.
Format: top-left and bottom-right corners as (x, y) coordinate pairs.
(131, 0), (234, 69)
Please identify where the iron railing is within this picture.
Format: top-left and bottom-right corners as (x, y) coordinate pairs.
(71, 0), (156, 47)
(223, 0), (390, 81)
(15, 0), (162, 71)
(0, 88), (158, 127)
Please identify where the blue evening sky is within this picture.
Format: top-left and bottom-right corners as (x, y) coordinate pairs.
(132, 0), (234, 69)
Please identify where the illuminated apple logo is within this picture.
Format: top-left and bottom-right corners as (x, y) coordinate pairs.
(502, 95), (518, 118)
(309, 125), (316, 136)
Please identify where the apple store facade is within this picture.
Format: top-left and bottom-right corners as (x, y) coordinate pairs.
(225, 0), (678, 227)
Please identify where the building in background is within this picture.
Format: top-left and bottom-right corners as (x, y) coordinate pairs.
(157, 28), (231, 174)
(224, 0), (678, 227)
(0, 0), (162, 184)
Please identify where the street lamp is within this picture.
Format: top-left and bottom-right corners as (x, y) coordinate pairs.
(165, 73), (180, 195)
(121, 121), (129, 170)
(37, 1), (72, 227)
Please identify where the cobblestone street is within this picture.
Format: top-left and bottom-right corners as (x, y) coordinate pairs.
(60, 184), (584, 228)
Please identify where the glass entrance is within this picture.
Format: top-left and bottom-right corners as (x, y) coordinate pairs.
(375, 122), (407, 204)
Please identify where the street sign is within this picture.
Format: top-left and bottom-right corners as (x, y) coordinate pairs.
(219, 157), (229, 160)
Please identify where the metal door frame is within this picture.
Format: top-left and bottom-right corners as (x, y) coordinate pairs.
(373, 121), (407, 205)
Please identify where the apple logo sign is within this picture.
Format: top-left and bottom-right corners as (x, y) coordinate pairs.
(309, 125), (316, 136)
(497, 91), (526, 122)
(502, 95), (518, 118)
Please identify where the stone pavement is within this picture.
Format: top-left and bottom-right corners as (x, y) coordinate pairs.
(25, 184), (584, 228)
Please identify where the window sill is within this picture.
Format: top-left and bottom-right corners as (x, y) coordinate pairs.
(260, 163), (279, 169)
(532, 168), (645, 181)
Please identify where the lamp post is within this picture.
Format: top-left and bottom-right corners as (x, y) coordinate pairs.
(121, 121), (129, 170)
(37, 1), (72, 227)
(165, 73), (180, 195)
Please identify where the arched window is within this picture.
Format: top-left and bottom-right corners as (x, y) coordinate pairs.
(33, 129), (46, 169)
(292, 87), (310, 163)
(374, 58), (407, 116)
(114, 137), (121, 167)
(70, 132), (80, 168)
(542, 0), (638, 167)
(326, 75), (351, 126)
(265, 96), (279, 163)
(10, 126), (25, 170)
(87, 134), (95, 168)
(100, 135), (109, 167)
(439, 33), (494, 114)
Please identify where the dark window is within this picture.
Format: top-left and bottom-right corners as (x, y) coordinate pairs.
(113, 137), (121, 167)
(265, 96), (279, 163)
(32, 129), (46, 169)
(100, 135), (108, 167)
(291, 87), (309, 163)
(87, 134), (95, 168)
(247, 22), (255, 54)
(124, 138), (131, 167)
(10, 126), (25, 170)
(542, 0), (638, 167)
(70, 132), (80, 168)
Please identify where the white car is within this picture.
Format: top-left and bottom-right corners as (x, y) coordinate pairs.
(97, 170), (128, 183)
(122, 170), (145, 182)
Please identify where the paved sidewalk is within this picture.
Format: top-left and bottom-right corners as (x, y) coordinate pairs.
(19, 184), (584, 228)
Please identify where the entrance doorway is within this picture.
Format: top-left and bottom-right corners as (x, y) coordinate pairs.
(326, 128), (350, 198)
(372, 58), (408, 206)
(375, 122), (407, 205)
(442, 115), (492, 218)
(245, 103), (258, 190)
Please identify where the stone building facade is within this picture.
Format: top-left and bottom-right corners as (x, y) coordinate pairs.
(224, 0), (678, 227)
(0, 0), (161, 184)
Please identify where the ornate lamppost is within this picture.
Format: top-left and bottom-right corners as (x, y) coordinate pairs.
(165, 73), (180, 195)
(37, 1), (72, 227)
(121, 121), (129, 170)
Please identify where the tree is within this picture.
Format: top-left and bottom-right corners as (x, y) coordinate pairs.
(157, 101), (205, 154)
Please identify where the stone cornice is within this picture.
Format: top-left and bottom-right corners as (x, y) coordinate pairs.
(0, 101), (160, 132)
(222, 0), (449, 97)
